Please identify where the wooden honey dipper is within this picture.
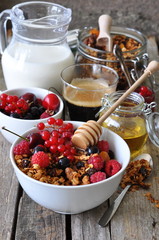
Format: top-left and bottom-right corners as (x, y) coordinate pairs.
(72, 60), (159, 149)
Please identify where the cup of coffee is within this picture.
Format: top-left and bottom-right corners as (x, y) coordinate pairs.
(61, 63), (118, 121)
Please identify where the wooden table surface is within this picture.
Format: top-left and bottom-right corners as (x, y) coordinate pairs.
(1, 38), (159, 240)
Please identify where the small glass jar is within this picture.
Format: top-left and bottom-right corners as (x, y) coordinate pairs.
(99, 91), (149, 159)
(76, 26), (147, 90)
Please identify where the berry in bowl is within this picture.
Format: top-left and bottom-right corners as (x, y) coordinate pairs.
(10, 119), (130, 214)
(0, 87), (64, 143)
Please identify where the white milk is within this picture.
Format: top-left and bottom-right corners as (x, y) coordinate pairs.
(1, 43), (75, 92)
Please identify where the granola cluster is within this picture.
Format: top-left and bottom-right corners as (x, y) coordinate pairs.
(144, 192), (159, 209)
(120, 159), (152, 191)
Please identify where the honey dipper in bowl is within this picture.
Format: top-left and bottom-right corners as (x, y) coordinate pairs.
(72, 61), (159, 149)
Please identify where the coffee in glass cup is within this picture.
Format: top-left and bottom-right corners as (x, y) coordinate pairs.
(61, 63), (118, 121)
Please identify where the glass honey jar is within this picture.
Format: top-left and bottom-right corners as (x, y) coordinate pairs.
(99, 91), (151, 159)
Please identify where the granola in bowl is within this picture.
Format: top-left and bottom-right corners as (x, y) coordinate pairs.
(13, 118), (122, 186)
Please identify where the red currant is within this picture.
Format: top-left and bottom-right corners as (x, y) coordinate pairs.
(65, 123), (74, 130)
(49, 136), (58, 145)
(57, 144), (65, 153)
(15, 109), (22, 115)
(37, 122), (45, 130)
(70, 147), (76, 155)
(6, 95), (14, 103)
(67, 154), (74, 161)
(64, 149), (71, 156)
(0, 93), (7, 101)
(41, 130), (51, 140)
(12, 95), (19, 102)
(55, 118), (63, 126)
(51, 130), (59, 138)
(65, 142), (72, 149)
(47, 117), (56, 125)
(62, 131), (73, 139)
(44, 140), (51, 148)
(50, 145), (57, 153)
(17, 99), (26, 108)
(0, 101), (6, 109)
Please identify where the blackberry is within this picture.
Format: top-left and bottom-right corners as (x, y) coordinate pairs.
(23, 112), (33, 119)
(86, 145), (99, 155)
(58, 157), (70, 170)
(139, 166), (148, 178)
(33, 145), (45, 154)
(30, 106), (40, 119)
(86, 168), (97, 176)
(46, 167), (56, 177)
(108, 150), (115, 159)
(76, 161), (85, 169)
(22, 159), (30, 168)
(39, 106), (45, 114)
(10, 112), (21, 118)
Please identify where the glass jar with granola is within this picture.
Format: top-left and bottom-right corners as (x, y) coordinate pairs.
(76, 26), (147, 90)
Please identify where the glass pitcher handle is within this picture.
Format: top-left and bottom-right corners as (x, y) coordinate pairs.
(0, 10), (11, 54)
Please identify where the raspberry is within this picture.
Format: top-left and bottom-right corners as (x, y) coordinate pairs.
(97, 140), (109, 152)
(90, 171), (106, 183)
(105, 159), (121, 177)
(31, 151), (50, 168)
(13, 140), (31, 155)
(88, 155), (104, 170)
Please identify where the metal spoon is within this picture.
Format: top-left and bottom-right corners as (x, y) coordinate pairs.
(98, 153), (153, 227)
(113, 44), (134, 87)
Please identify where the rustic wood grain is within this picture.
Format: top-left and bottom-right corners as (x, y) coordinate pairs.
(0, 134), (20, 240)
(0, 67), (20, 240)
(71, 203), (111, 240)
(15, 193), (66, 240)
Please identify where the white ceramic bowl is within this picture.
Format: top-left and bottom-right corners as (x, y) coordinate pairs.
(0, 87), (64, 143)
(10, 121), (130, 214)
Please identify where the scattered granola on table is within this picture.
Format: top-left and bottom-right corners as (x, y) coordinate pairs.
(120, 159), (152, 192)
(144, 192), (159, 209)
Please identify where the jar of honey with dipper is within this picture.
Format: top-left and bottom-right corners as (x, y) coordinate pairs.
(99, 91), (154, 159)
(71, 61), (159, 153)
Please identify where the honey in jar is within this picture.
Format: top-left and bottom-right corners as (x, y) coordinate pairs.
(100, 91), (148, 159)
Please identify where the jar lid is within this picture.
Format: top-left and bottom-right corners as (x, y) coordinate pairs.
(146, 112), (159, 147)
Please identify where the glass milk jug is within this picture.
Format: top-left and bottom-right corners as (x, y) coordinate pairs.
(0, 1), (75, 92)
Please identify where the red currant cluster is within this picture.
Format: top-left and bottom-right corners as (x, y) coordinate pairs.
(37, 118), (77, 161)
(0, 93), (29, 116)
